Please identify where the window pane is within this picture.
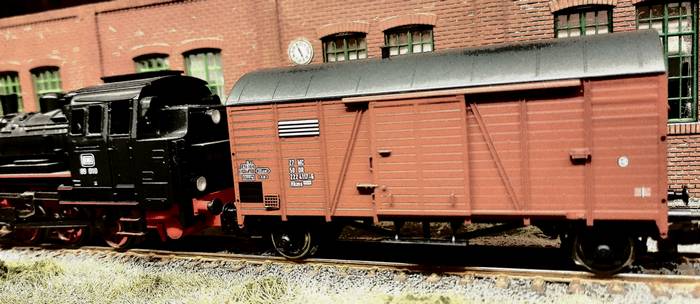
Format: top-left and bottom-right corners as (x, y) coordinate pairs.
(669, 57), (681, 76)
(390, 46), (399, 56)
(70, 109), (84, 135)
(651, 4), (664, 18)
(669, 99), (680, 119)
(669, 36), (680, 54)
(412, 43), (422, 53)
(556, 15), (567, 29)
(423, 43), (433, 52)
(586, 11), (596, 24)
(669, 18), (681, 34)
(638, 7), (650, 20)
(109, 101), (130, 135)
(682, 35), (693, 54)
(669, 2), (680, 16)
(682, 78), (692, 97)
(682, 2), (692, 15)
(348, 38), (357, 50)
(569, 13), (579, 28)
(597, 10), (608, 24)
(670, 79), (680, 98)
(682, 57), (692, 77)
(681, 99), (693, 118)
(87, 106), (102, 135)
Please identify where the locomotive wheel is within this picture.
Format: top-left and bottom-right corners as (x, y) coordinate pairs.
(102, 219), (135, 249)
(13, 228), (43, 244)
(55, 207), (88, 246)
(12, 205), (47, 244)
(572, 229), (635, 275)
(270, 225), (319, 259)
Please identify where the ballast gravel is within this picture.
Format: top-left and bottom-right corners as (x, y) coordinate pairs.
(0, 248), (698, 304)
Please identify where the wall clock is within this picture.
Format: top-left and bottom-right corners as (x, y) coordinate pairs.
(288, 38), (314, 65)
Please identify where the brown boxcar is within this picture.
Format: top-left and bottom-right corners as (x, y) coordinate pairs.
(225, 30), (667, 273)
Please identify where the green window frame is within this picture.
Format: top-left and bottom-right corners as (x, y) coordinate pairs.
(384, 25), (434, 57)
(184, 49), (224, 98)
(0, 71), (22, 115)
(134, 54), (170, 73)
(323, 33), (368, 62)
(31, 67), (62, 107)
(637, 1), (697, 122)
(555, 6), (613, 38)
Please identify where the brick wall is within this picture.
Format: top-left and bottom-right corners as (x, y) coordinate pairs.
(0, 0), (698, 197)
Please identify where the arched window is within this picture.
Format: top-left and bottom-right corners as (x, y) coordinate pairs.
(134, 53), (170, 73)
(183, 49), (224, 98)
(384, 25), (433, 57)
(31, 66), (62, 107)
(322, 32), (367, 62)
(637, 1), (697, 121)
(0, 71), (22, 115)
(555, 6), (613, 38)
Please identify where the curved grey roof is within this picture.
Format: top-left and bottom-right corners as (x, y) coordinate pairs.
(67, 74), (210, 104)
(227, 30), (665, 106)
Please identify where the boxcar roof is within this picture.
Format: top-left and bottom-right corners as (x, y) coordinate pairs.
(67, 75), (210, 104)
(226, 30), (665, 106)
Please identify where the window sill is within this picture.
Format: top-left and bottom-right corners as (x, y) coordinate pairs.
(668, 122), (700, 135)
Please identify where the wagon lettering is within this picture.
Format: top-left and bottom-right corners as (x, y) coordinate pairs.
(239, 160), (271, 181)
(288, 158), (315, 188)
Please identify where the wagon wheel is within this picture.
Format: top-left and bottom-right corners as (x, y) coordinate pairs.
(55, 207), (89, 246)
(270, 225), (319, 259)
(12, 205), (47, 244)
(572, 229), (635, 275)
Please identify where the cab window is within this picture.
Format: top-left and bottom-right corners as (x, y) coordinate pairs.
(70, 108), (85, 135)
(109, 101), (131, 135)
(87, 105), (103, 135)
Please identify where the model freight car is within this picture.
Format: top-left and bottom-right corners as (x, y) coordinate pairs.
(225, 30), (668, 274)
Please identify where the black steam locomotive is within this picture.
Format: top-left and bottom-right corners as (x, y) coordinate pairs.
(0, 71), (232, 248)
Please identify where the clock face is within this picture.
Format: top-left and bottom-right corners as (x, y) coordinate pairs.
(288, 39), (314, 65)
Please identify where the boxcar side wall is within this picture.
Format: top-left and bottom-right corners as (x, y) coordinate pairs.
(227, 74), (667, 235)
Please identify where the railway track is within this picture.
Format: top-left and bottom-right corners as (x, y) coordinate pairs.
(10, 245), (700, 288)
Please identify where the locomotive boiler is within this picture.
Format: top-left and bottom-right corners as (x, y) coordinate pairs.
(0, 71), (232, 248)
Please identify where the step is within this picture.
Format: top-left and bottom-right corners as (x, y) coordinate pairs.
(115, 231), (146, 237)
(118, 217), (142, 222)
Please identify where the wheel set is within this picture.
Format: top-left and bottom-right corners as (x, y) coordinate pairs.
(3, 205), (143, 249)
(569, 228), (636, 275)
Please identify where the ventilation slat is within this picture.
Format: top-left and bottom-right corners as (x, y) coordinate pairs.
(278, 119), (319, 137)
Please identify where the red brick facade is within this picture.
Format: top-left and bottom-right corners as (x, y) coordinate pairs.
(1, 0), (699, 197)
